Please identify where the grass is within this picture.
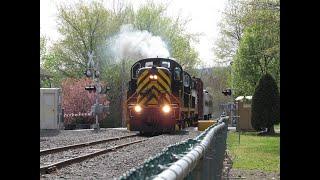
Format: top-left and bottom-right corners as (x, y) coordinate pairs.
(227, 131), (280, 172)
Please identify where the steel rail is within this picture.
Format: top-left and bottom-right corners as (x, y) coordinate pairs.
(40, 134), (138, 156)
(40, 139), (147, 174)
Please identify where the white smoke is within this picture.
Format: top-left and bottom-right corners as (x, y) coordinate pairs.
(109, 24), (170, 61)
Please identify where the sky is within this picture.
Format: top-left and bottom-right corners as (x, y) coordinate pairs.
(40, 0), (227, 67)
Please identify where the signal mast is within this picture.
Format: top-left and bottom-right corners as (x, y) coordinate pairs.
(84, 51), (101, 131)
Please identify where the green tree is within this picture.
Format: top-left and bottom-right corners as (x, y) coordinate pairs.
(52, 1), (111, 78)
(41, 0), (200, 127)
(213, 0), (280, 97)
(213, 0), (248, 64)
(251, 73), (280, 134)
(40, 35), (47, 62)
(133, 2), (200, 72)
(231, 0), (279, 97)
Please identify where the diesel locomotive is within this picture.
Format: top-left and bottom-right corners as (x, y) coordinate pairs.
(126, 58), (213, 134)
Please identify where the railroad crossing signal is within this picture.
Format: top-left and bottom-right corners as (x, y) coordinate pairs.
(84, 70), (92, 77)
(222, 89), (232, 96)
(85, 85), (96, 93)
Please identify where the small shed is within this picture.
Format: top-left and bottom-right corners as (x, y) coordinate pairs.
(235, 96), (254, 131)
(40, 88), (63, 130)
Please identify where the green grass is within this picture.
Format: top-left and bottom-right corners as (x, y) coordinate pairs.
(227, 131), (280, 172)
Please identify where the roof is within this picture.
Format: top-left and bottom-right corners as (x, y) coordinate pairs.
(235, 96), (252, 101)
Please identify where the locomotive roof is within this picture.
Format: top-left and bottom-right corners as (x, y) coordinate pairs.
(130, 57), (201, 80)
(132, 57), (183, 69)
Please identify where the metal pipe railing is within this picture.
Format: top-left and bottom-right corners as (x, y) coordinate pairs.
(153, 118), (227, 180)
(118, 116), (228, 180)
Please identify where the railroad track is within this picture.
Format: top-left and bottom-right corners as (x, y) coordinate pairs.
(40, 134), (147, 174)
(40, 134), (138, 155)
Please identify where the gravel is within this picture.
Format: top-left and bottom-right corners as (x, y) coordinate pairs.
(40, 136), (146, 167)
(40, 128), (137, 150)
(40, 129), (201, 179)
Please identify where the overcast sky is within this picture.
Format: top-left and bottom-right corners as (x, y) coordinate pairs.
(40, 0), (227, 67)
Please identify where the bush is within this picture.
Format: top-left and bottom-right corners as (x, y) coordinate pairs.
(61, 78), (109, 125)
(251, 73), (280, 133)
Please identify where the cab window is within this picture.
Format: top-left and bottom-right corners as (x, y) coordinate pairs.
(132, 63), (141, 79)
(183, 74), (190, 87)
(174, 67), (181, 81)
(161, 61), (170, 68)
(145, 61), (153, 67)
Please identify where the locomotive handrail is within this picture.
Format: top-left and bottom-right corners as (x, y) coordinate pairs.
(125, 92), (138, 104)
(168, 93), (181, 106)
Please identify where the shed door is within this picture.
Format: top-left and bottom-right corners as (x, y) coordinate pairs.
(41, 93), (57, 129)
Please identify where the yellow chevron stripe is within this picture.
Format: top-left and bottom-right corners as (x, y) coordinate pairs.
(138, 94), (171, 106)
(137, 94), (144, 103)
(157, 77), (171, 92)
(137, 77), (150, 93)
(162, 96), (169, 104)
(151, 88), (159, 98)
(158, 69), (170, 85)
(164, 94), (171, 104)
(139, 87), (171, 106)
(137, 83), (161, 103)
(139, 95), (148, 105)
(143, 82), (164, 92)
(137, 70), (149, 84)
(148, 97), (158, 104)
(137, 95), (147, 104)
(142, 88), (160, 105)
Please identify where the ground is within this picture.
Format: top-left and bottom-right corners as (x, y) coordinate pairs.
(228, 169), (280, 180)
(225, 125), (280, 179)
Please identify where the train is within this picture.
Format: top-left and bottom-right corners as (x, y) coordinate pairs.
(126, 58), (213, 134)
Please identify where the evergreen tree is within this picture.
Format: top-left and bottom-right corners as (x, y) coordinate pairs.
(251, 73), (280, 134)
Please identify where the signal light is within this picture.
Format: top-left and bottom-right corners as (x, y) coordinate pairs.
(84, 70), (92, 77)
(95, 70), (100, 78)
(222, 89), (232, 96)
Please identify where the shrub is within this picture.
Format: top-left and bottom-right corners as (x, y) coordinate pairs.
(61, 77), (109, 125)
(251, 73), (280, 133)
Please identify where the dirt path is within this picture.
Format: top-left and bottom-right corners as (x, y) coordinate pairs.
(226, 169), (280, 180)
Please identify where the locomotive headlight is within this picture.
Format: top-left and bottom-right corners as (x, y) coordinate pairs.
(162, 104), (171, 113)
(134, 105), (142, 113)
(149, 75), (157, 80)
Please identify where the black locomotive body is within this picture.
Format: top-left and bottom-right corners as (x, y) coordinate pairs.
(126, 58), (212, 134)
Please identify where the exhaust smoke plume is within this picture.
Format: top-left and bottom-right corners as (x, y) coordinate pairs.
(109, 24), (170, 61)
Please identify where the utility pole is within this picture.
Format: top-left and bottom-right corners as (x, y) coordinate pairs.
(222, 88), (240, 144)
(120, 58), (126, 127)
